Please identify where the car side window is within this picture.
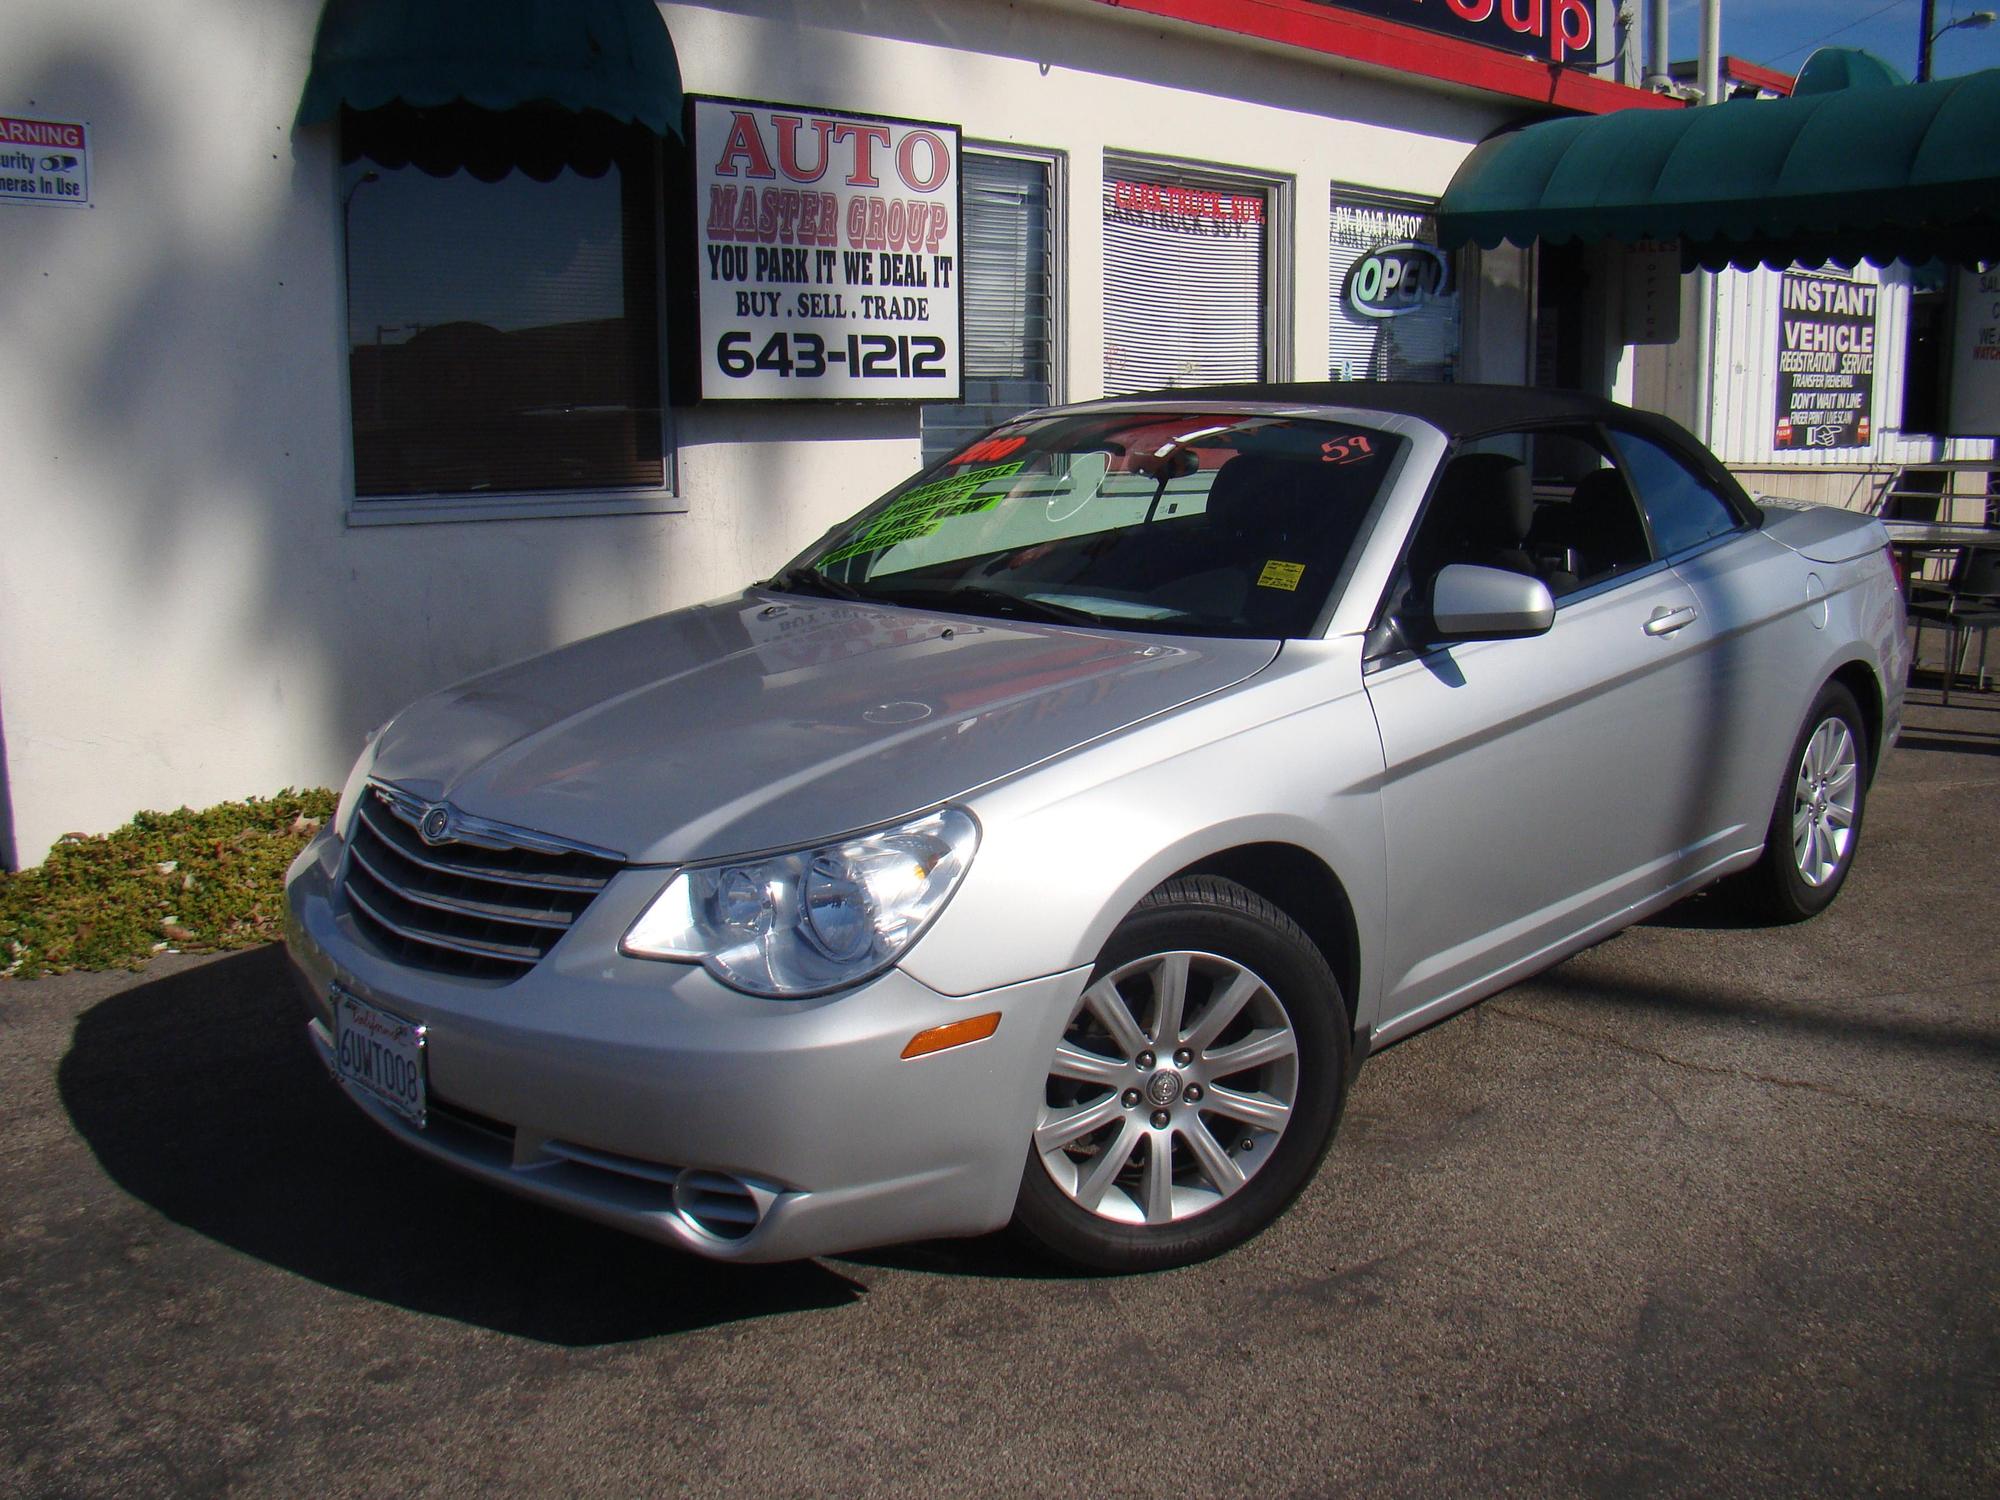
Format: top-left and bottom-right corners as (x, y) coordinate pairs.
(1408, 428), (1654, 604)
(1607, 428), (1743, 559)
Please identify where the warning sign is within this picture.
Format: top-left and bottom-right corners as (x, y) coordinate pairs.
(0, 116), (91, 209)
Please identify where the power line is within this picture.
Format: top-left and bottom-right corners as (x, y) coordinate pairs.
(1759, 0), (1914, 67)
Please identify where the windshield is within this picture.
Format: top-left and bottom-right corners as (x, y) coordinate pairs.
(777, 409), (1409, 637)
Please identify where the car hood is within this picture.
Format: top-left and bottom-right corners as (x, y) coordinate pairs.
(368, 590), (1280, 865)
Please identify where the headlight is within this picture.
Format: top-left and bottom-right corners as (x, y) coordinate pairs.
(621, 808), (979, 997)
(331, 722), (390, 842)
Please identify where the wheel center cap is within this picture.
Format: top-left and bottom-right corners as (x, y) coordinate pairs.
(1145, 1069), (1183, 1108)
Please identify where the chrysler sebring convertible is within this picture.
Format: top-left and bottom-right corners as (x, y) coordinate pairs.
(284, 383), (1906, 1272)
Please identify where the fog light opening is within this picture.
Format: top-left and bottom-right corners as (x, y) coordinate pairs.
(672, 1169), (764, 1241)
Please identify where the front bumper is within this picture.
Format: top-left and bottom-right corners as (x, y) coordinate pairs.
(283, 832), (1086, 1263)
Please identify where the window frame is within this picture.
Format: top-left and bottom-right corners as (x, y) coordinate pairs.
(1601, 422), (1752, 566)
(1373, 422), (1667, 651)
(919, 141), (1067, 467)
(1326, 181), (1461, 384)
(1101, 149), (1294, 394)
(337, 116), (683, 529)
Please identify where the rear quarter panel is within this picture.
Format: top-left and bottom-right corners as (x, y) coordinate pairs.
(1669, 519), (1904, 855)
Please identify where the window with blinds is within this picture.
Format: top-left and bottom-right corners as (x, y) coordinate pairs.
(920, 152), (1056, 466)
(1328, 187), (1460, 383)
(1103, 169), (1269, 396)
(342, 105), (665, 500)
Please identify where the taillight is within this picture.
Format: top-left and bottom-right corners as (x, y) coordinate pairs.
(1884, 543), (1906, 597)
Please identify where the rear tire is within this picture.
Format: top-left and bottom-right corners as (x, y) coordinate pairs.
(1010, 876), (1347, 1273)
(1738, 681), (1869, 923)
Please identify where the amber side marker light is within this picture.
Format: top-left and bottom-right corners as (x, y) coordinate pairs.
(901, 1012), (1001, 1059)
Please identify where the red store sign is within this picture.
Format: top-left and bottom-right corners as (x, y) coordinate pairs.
(1307, 0), (1601, 66)
(1110, 180), (1265, 225)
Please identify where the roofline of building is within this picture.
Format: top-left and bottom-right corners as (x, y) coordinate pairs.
(1669, 53), (1798, 96)
(1087, 0), (1686, 114)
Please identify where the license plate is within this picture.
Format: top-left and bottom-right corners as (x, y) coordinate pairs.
(332, 984), (427, 1127)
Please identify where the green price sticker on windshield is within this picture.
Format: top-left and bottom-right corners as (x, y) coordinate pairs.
(822, 461), (1027, 565)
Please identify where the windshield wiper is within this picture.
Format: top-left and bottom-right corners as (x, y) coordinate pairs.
(870, 584), (1103, 627)
(765, 566), (867, 601)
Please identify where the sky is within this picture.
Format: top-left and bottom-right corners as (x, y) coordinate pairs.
(1669, 0), (2000, 80)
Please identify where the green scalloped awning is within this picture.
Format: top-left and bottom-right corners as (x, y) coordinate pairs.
(1437, 65), (2000, 271)
(297, 0), (683, 138)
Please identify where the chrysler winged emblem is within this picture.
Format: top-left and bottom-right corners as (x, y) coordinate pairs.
(418, 804), (453, 846)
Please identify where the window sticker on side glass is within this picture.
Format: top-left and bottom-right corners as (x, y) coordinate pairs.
(823, 460), (1027, 563)
(1257, 560), (1305, 591)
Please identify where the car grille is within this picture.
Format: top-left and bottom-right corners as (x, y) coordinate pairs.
(341, 783), (625, 981)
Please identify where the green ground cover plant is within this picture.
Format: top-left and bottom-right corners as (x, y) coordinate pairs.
(1, 790), (336, 979)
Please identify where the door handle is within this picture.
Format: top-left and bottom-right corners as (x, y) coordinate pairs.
(1643, 604), (1699, 637)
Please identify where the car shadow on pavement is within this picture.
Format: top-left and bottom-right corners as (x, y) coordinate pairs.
(838, 1233), (1078, 1281)
(1527, 963), (2000, 1062)
(1639, 885), (1767, 932)
(1894, 732), (2000, 757)
(56, 946), (866, 1346)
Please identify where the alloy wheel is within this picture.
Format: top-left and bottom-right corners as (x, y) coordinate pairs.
(1791, 716), (1859, 887)
(1035, 950), (1298, 1226)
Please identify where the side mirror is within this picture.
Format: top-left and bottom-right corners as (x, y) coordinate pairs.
(1429, 564), (1555, 641)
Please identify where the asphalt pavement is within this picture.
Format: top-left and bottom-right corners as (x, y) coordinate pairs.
(3, 688), (1996, 1498)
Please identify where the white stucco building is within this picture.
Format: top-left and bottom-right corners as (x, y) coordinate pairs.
(6, 0), (1984, 869)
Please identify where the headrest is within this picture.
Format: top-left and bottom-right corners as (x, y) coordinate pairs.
(1568, 467), (1635, 513)
(1562, 467), (1648, 567)
(1431, 452), (1533, 549)
(1206, 454), (1325, 535)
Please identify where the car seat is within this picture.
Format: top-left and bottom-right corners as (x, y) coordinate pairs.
(1410, 452), (1536, 584)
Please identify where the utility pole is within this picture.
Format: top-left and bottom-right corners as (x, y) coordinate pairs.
(1644, 0), (1671, 91)
(1921, 5), (1996, 81)
(1691, 0), (1721, 446)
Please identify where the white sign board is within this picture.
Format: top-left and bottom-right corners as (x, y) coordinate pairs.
(0, 116), (90, 208)
(692, 97), (961, 401)
(1946, 265), (2000, 438)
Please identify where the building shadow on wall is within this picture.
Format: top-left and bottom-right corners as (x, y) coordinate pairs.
(56, 946), (866, 1344)
(1, 29), (950, 862)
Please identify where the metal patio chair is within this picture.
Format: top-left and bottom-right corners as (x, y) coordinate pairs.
(1908, 544), (2000, 705)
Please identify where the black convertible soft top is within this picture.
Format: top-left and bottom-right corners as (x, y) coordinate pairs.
(1087, 381), (1632, 437)
(1079, 381), (1759, 521)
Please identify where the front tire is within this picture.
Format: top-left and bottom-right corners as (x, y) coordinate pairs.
(1011, 876), (1348, 1273)
(1739, 681), (1869, 923)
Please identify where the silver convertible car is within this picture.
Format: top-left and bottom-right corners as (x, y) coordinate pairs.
(284, 383), (1906, 1272)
